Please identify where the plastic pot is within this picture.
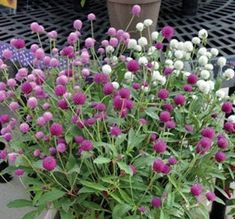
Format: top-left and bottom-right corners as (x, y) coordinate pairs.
(107, 0), (162, 39)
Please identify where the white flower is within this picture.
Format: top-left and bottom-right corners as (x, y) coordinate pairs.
(112, 81), (119, 89)
(141, 86), (150, 93)
(223, 68), (235, 80)
(159, 76), (166, 85)
(151, 31), (159, 41)
(192, 37), (201, 44)
(228, 115), (235, 123)
(198, 29), (208, 38)
(174, 50), (184, 59)
(208, 80), (215, 91)
(124, 71), (134, 81)
(126, 57), (133, 62)
(184, 41), (193, 52)
(216, 89), (226, 99)
(174, 60), (184, 70)
(185, 53), (191, 60)
(138, 37), (148, 47)
(192, 95), (198, 100)
(183, 71), (191, 77)
(106, 45), (114, 53)
(198, 55), (208, 66)
(110, 56), (118, 65)
(138, 56), (148, 65)
(128, 39), (137, 49)
(152, 61), (159, 70)
(217, 57), (226, 66)
(200, 70), (210, 79)
(177, 42), (184, 50)
(198, 47), (207, 56)
(211, 48), (219, 57)
(205, 64), (214, 71)
(135, 45), (142, 51)
(102, 64), (112, 74)
(136, 22), (144, 32)
(165, 59), (173, 67)
(197, 80), (210, 93)
(206, 52), (212, 59)
(151, 71), (160, 81)
(148, 46), (156, 55)
(144, 19), (153, 27)
(170, 39), (178, 49)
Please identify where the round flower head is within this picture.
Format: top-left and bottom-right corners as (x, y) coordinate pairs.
(221, 102), (233, 114)
(73, 19), (82, 30)
(50, 123), (63, 136)
(127, 60), (140, 72)
(15, 169), (24, 176)
(21, 82), (33, 94)
(224, 121), (234, 133)
(103, 82), (114, 95)
(72, 92), (86, 105)
(2, 49), (13, 60)
(201, 127), (215, 139)
(151, 197), (161, 208)
(215, 151), (226, 163)
(43, 156), (57, 171)
(19, 123), (29, 134)
(159, 111), (171, 123)
(191, 184), (202, 197)
(153, 159), (165, 173)
(110, 126), (122, 137)
(56, 143), (67, 153)
(79, 140), (94, 153)
(10, 38), (25, 49)
(187, 74), (198, 84)
(183, 84), (193, 92)
(217, 137), (228, 149)
(55, 85), (66, 97)
(87, 13), (96, 21)
(153, 139), (167, 153)
(157, 89), (169, 100)
(131, 4), (141, 16)
(206, 192), (216, 202)
(27, 97), (38, 109)
(165, 120), (176, 129)
(174, 94), (186, 106)
(168, 156), (177, 165)
(161, 26), (174, 40)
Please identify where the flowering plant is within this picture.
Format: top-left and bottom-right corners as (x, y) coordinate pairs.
(0, 5), (235, 219)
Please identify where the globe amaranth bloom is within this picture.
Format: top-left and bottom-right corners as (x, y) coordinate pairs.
(50, 123), (63, 136)
(221, 102), (233, 114)
(174, 94), (186, 106)
(159, 111), (171, 123)
(201, 127), (215, 139)
(191, 184), (202, 197)
(206, 191), (216, 202)
(215, 151), (226, 163)
(127, 60), (140, 73)
(151, 197), (161, 208)
(79, 140), (93, 154)
(161, 26), (174, 41)
(72, 92), (86, 105)
(43, 156), (57, 171)
(153, 159), (164, 173)
(157, 89), (169, 100)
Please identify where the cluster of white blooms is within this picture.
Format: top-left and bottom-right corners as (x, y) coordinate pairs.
(223, 68), (235, 80)
(151, 71), (166, 85)
(124, 71), (134, 82)
(216, 89), (227, 99)
(196, 80), (215, 94)
(102, 64), (112, 74)
(138, 56), (148, 65)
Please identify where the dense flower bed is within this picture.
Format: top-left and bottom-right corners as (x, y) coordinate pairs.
(0, 4), (235, 219)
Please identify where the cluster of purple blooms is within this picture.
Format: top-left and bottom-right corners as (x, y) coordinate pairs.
(0, 4), (234, 217)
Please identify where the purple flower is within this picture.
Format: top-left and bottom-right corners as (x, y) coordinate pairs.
(224, 122), (234, 133)
(27, 97), (38, 109)
(151, 197), (161, 208)
(15, 169), (24, 176)
(163, 103), (173, 112)
(19, 123), (30, 134)
(165, 120), (176, 129)
(55, 85), (66, 96)
(118, 88), (131, 99)
(43, 156), (57, 171)
(94, 73), (109, 84)
(21, 82), (32, 94)
(153, 139), (167, 153)
(2, 49), (13, 60)
(74, 136), (84, 144)
(132, 83), (141, 90)
(58, 99), (68, 110)
(191, 184), (202, 197)
(155, 42), (163, 50)
(161, 26), (174, 40)
(50, 123), (63, 136)
(201, 127), (215, 139)
(56, 143), (67, 153)
(87, 13), (96, 21)
(153, 159), (165, 173)
(174, 94), (186, 106)
(196, 137), (212, 154)
(157, 89), (169, 100)
(0, 114), (10, 124)
(110, 126), (122, 136)
(10, 38), (25, 49)
(221, 102), (233, 114)
(85, 37), (95, 48)
(185, 124), (194, 133)
(73, 19), (82, 30)
(159, 111), (171, 123)
(187, 74), (198, 84)
(72, 92), (86, 105)
(103, 82), (114, 95)
(168, 156), (177, 165)
(217, 137), (228, 149)
(127, 60), (140, 73)
(206, 192), (216, 202)
(0, 149), (7, 160)
(162, 164), (171, 174)
(79, 140), (93, 153)
(163, 67), (173, 76)
(183, 84), (193, 92)
(215, 151), (226, 163)
(131, 5), (141, 16)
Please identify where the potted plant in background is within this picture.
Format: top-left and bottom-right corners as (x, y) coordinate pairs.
(107, 0), (162, 39)
(1, 5), (235, 219)
(73, 0), (89, 11)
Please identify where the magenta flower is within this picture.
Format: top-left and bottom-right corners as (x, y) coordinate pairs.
(10, 38), (25, 49)
(19, 123), (30, 134)
(42, 156), (57, 171)
(163, 103), (173, 112)
(183, 84), (193, 92)
(168, 156), (177, 165)
(79, 140), (94, 153)
(15, 169), (24, 176)
(118, 88), (131, 99)
(224, 122), (234, 133)
(157, 89), (169, 100)
(94, 73), (109, 84)
(151, 197), (161, 208)
(201, 127), (215, 139)
(74, 136), (84, 144)
(131, 5), (141, 16)
(196, 137), (212, 154)
(153, 159), (165, 173)
(191, 184), (202, 197)
(87, 13), (96, 21)
(55, 85), (66, 97)
(206, 192), (216, 202)
(215, 151), (226, 163)
(0, 114), (10, 124)
(159, 111), (171, 123)
(27, 97), (38, 109)
(185, 124), (194, 133)
(73, 19), (82, 30)
(21, 82), (33, 94)
(217, 137), (228, 149)
(161, 26), (174, 40)
(187, 74), (198, 84)
(110, 126), (122, 136)
(132, 82), (141, 90)
(2, 49), (13, 60)
(153, 139), (167, 153)
(221, 102), (233, 114)
(33, 149), (41, 157)
(50, 123), (63, 136)
(165, 120), (176, 129)
(174, 94), (186, 106)
(127, 60), (140, 73)
(56, 143), (67, 153)
(72, 92), (86, 105)
(0, 149), (7, 160)
(58, 99), (68, 110)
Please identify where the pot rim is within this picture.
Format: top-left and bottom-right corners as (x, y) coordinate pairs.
(107, 0), (161, 4)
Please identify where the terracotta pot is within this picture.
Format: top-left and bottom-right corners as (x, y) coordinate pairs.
(107, 0), (161, 39)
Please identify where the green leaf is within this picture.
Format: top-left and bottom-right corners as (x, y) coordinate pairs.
(80, 0), (86, 7)
(117, 162), (132, 175)
(79, 180), (106, 191)
(127, 129), (146, 151)
(60, 210), (75, 219)
(93, 156), (111, 164)
(22, 210), (38, 219)
(38, 188), (65, 205)
(112, 204), (132, 219)
(7, 199), (33, 208)
(78, 187), (97, 194)
(145, 107), (159, 120)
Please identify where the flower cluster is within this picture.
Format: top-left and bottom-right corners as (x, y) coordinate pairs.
(0, 5), (235, 219)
